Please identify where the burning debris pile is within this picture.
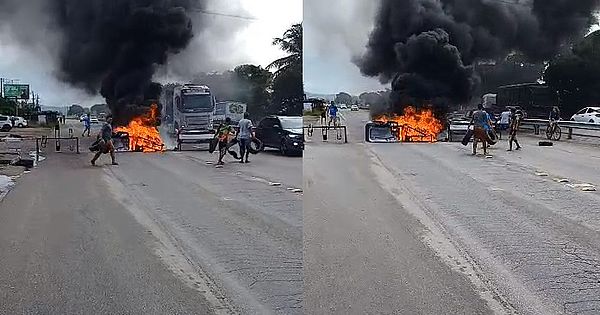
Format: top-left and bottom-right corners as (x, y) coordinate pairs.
(115, 104), (164, 152)
(373, 106), (443, 142)
(356, 0), (600, 127)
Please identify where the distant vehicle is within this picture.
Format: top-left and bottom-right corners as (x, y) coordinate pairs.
(497, 83), (557, 118)
(570, 107), (600, 124)
(10, 116), (27, 128)
(255, 115), (304, 156)
(0, 115), (13, 132)
(213, 101), (247, 126)
(339, 104), (348, 109)
(482, 93), (497, 109)
(90, 116), (100, 124)
(365, 121), (399, 143)
(351, 105), (359, 111)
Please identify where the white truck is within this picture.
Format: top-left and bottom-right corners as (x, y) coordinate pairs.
(163, 84), (217, 150)
(213, 101), (247, 126)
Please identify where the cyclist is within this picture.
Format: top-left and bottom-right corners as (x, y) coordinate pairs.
(328, 101), (339, 127)
(549, 106), (561, 134)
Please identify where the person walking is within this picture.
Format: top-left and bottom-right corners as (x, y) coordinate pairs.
(237, 112), (255, 164)
(470, 104), (493, 156)
(82, 113), (91, 137)
(508, 108), (522, 151)
(91, 115), (118, 166)
(215, 117), (234, 166)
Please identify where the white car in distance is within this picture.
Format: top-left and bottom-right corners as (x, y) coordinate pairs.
(10, 116), (28, 128)
(570, 107), (600, 124)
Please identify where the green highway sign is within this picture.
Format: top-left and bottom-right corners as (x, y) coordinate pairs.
(3, 84), (30, 99)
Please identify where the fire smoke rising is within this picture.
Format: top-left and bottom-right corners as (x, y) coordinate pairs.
(55, 0), (203, 125)
(0, 0), (205, 126)
(357, 0), (600, 116)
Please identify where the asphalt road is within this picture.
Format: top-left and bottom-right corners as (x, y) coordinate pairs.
(305, 110), (600, 314)
(0, 121), (302, 314)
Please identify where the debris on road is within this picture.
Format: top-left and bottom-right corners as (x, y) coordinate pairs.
(535, 172), (549, 176)
(269, 182), (282, 186)
(553, 178), (569, 183)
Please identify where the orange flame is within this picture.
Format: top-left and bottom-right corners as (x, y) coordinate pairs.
(373, 106), (444, 142)
(115, 104), (164, 152)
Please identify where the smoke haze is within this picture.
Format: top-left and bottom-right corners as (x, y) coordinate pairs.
(356, 0), (600, 114)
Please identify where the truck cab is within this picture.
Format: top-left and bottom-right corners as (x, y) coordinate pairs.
(171, 84), (217, 148)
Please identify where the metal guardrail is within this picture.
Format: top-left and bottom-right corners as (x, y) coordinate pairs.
(520, 119), (600, 139)
(448, 119), (600, 140)
(35, 136), (81, 162)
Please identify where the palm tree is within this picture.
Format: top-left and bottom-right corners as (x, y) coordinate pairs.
(268, 23), (302, 78)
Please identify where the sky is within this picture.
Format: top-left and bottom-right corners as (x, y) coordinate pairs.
(303, 0), (385, 96)
(0, 0), (302, 107)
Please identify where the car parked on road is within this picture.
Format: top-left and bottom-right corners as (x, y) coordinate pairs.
(351, 105), (359, 111)
(0, 115), (13, 132)
(255, 115), (304, 156)
(90, 116), (100, 124)
(10, 116), (28, 128)
(570, 107), (600, 124)
(339, 104), (348, 110)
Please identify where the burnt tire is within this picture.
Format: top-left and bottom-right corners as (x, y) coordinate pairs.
(539, 141), (553, 146)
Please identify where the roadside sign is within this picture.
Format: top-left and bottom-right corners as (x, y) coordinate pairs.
(3, 84), (30, 99)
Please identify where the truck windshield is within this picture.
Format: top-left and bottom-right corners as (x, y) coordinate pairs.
(182, 94), (213, 112)
(279, 117), (303, 129)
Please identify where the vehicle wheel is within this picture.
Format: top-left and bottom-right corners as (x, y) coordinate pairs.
(280, 140), (288, 156)
(545, 126), (552, 140)
(571, 118), (575, 121)
(590, 119), (595, 123)
(18, 123), (24, 128)
(554, 127), (562, 141)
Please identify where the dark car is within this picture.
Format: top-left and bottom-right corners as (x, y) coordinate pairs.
(255, 115), (304, 156)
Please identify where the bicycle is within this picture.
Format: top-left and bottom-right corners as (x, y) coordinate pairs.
(546, 121), (561, 141)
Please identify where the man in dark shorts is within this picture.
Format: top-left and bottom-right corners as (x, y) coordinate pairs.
(91, 115), (118, 166)
(508, 108), (522, 151)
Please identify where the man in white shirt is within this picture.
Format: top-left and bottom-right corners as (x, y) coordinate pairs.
(499, 108), (511, 131)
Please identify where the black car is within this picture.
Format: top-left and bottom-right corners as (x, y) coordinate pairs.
(255, 116), (304, 156)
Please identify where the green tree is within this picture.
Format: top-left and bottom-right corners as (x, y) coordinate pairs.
(234, 65), (272, 119)
(0, 97), (16, 116)
(335, 92), (353, 105)
(269, 23), (303, 115)
(267, 23), (302, 79)
(67, 104), (85, 116)
(90, 104), (109, 115)
(544, 31), (600, 117)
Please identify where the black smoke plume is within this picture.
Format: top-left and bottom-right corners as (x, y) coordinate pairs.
(52, 0), (203, 125)
(357, 0), (600, 116)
